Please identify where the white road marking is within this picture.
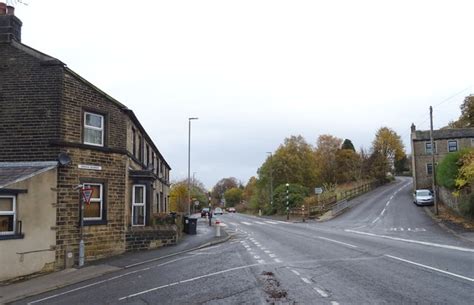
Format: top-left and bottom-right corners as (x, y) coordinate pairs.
(254, 255), (260, 259)
(27, 256), (191, 304)
(269, 254), (277, 258)
(381, 208), (386, 216)
(291, 269), (301, 276)
(371, 216), (380, 224)
(301, 277), (312, 284)
(277, 220), (290, 224)
(258, 259), (266, 264)
(345, 229), (474, 252)
(385, 255), (474, 282)
(317, 236), (358, 248)
(264, 250), (271, 253)
(385, 202), (390, 207)
(118, 263), (262, 301)
(241, 221), (252, 226)
(390, 195), (394, 200)
(274, 258), (282, 263)
(247, 248), (252, 251)
(228, 222), (238, 226)
(265, 221), (280, 224)
(254, 221), (267, 225)
(331, 301), (340, 305)
(314, 287), (329, 298)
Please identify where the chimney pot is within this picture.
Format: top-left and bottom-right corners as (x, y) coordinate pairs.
(0, 3), (7, 16)
(6, 5), (14, 15)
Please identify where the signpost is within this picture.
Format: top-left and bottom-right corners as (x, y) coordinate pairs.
(79, 187), (93, 267)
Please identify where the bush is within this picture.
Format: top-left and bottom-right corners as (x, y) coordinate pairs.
(437, 151), (462, 190)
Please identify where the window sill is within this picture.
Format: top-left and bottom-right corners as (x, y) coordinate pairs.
(0, 233), (24, 240)
(84, 220), (107, 226)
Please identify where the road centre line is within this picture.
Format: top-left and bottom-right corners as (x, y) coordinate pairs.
(118, 263), (261, 301)
(254, 221), (267, 225)
(301, 277), (312, 284)
(27, 256), (191, 304)
(345, 229), (474, 253)
(313, 287), (329, 298)
(385, 255), (474, 282)
(291, 269), (301, 276)
(371, 216), (380, 224)
(317, 236), (358, 248)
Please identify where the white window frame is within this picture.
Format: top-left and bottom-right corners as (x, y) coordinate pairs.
(425, 141), (436, 154)
(426, 163), (433, 175)
(0, 195), (16, 235)
(83, 183), (103, 221)
(84, 112), (104, 147)
(447, 140), (458, 152)
(132, 185), (146, 226)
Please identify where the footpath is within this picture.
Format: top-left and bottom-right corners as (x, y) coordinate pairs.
(0, 216), (229, 304)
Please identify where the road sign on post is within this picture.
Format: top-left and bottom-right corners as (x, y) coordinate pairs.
(81, 187), (93, 205)
(315, 187), (323, 195)
(286, 183), (290, 221)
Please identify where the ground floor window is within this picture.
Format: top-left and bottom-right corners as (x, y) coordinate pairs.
(158, 191), (166, 213)
(132, 185), (146, 226)
(0, 196), (15, 235)
(83, 183), (104, 221)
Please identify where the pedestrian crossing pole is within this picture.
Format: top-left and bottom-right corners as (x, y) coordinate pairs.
(286, 183), (289, 221)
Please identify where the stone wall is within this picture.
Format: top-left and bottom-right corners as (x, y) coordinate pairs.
(438, 186), (460, 212)
(125, 226), (178, 251)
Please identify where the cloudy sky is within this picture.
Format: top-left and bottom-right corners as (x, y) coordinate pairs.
(12, 0), (474, 188)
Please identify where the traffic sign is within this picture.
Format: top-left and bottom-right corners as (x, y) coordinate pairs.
(315, 187), (323, 194)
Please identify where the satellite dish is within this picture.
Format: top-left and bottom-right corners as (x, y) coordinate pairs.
(58, 153), (72, 167)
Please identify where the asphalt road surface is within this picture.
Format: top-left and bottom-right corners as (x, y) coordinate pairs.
(16, 177), (474, 304)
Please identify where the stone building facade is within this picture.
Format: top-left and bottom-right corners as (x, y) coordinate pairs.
(410, 124), (474, 190)
(0, 6), (173, 280)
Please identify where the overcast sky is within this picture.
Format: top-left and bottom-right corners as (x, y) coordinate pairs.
(12, 0), (474, 189)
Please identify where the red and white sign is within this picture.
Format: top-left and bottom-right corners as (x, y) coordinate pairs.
(81, 187), (94, 205)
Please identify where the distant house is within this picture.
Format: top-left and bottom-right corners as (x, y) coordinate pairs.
(410, 124), (474, 190)
(0, 5), (174, 281)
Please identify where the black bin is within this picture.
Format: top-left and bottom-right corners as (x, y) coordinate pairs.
(187, 217), (197, 235)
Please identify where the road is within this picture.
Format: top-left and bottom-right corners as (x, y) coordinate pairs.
(16, 177), (474, 304)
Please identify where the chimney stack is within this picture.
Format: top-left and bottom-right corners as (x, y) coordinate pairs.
(0, 2), (22, 42)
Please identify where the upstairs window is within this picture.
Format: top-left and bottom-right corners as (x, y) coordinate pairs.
(425, 142), (436, 154)
(448, 140), (458, 152)
(132, 185), (146, 226)
(132, 128), (136, 157)
(0, 196), (15, 235)
(84, 112), (104, 146)
(138, 136), (143, 162)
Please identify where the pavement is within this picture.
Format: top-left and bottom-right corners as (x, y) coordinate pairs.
(0, 216), (229, 305)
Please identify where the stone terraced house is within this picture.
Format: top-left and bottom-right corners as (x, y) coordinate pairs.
(0, 5), (175, 281)
(410, 123), (474, 190)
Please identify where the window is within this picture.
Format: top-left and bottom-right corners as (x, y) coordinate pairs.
(83, 183), (103, 221)
(448, 140), (458, 152)
(159, 191), (165, 213)
(427, 163), (433, 175)
(138, 136), (143, 162)
(145, 145), (150, 166)
(152, 153), (155, 171)
(84, 112), (104, 146)
(0, 196), (15, 235)
(132, 128), (136, 157)
(425, 142), (436, 154)
(132, 185), (146, 226)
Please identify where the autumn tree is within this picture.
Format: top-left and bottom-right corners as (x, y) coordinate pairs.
(273, 183), (308, 214)
(371, 127), (406, 174)
(314, 134), (343, 184)
(211, 177), (239, 204)
(449, 95), (474, 128)
(224, 188), (243, 207)
(335, 148), (360, 183)
(170, 178), (208, 212)
(242, 176), (257, 203)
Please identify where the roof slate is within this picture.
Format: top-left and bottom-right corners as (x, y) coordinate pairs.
(413, 128), (474, 141)
(0, 162), (57, 188)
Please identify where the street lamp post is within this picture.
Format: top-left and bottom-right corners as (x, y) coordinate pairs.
(187, 117), (198, 216)
(286, 183), (290, 221)
(266, 152), (273, 206)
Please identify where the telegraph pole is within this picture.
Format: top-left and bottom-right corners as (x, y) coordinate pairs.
(267, 152), (273, 206)
(286, 183), (289, 220)
(430, 106), (438, 215)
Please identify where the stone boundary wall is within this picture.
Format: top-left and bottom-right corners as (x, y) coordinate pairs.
(125, 226), (178, 252)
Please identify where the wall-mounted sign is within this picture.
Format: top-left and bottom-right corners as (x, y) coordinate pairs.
(78, 164), (102, 171)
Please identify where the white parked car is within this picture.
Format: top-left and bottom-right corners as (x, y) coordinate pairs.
(213, 207), (223, 215)
(413, 189), (434, 206)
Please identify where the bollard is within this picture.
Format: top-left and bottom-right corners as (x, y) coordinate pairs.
(215, 220), (221, 237)
(259, 209), (262, 216)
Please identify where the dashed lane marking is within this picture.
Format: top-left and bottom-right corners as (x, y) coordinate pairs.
(301, 277), (312, 284)
(265, 221), (280, 224)
(253, 221), (267, 225)
(269, 254), (277, 258)
(241, 221), (252, 226)
(258, 259), (266, 264)
(274, 258), (282, 263)
(291, 269), (301, 276)
(314, 287), (329, 298)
